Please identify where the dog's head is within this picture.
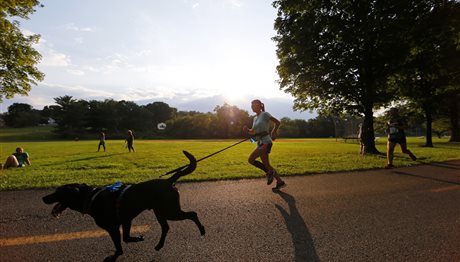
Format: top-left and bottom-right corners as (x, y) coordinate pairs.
(42, 183), (93, 217)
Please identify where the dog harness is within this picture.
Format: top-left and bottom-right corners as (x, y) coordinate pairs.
(84, 187), (106, 214)
(115, 185), (132, 221)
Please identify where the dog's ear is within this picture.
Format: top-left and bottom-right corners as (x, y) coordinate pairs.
(64, 184), (80, 193)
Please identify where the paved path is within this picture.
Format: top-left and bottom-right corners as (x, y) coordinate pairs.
(1, 161), (459, 261)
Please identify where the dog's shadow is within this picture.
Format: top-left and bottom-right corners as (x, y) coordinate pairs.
(274, 191), (319, 262)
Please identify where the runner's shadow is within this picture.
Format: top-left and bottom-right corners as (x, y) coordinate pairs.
(274, 191), (319, 262)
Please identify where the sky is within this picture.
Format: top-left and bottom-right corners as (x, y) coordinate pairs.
(2, 0), (316, 120)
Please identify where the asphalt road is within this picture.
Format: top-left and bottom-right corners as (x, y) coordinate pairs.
(1, 160), (459, 262)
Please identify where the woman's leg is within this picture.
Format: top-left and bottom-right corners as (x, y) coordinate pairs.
(4, 155), (19, 169)
(248, 146), (269, 173)
(258, 149), (274, 173)
(260, 152), (285, 184)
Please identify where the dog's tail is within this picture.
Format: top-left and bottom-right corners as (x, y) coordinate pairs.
(167, 151), (197, 183)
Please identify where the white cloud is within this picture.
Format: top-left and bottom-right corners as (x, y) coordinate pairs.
(61, 23), (95, 32)
(74, 36), (84, 44)
(66, 69), (85, 76)
(192, 3), (200, 8)
(39, 48), (71, 67)
(229, 0), (242, 8)
(32, 37), (71, 67)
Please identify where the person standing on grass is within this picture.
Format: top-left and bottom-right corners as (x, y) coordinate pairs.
(2, 147), (31, 169)
(358, 123), (364, 155)
(125, 130), (135, 152)
(97, 132), (106, 152)
(243, 99), (286, 190)
(385, 108), (417, 169)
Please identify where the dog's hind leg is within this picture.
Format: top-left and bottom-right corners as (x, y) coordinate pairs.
(122, 221), (144, 243)
(168, 211), (206, 236)
(153, 214), (170, 251)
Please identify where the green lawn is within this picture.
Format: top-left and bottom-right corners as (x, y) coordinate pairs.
(0, 127), (60, 141)
(0, 137), (458, 190)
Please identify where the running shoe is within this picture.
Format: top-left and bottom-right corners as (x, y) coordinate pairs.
(266, 170), (275, 185)
(272, 181), (286, 191)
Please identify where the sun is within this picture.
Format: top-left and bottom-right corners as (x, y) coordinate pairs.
(222, 88), (251, 105)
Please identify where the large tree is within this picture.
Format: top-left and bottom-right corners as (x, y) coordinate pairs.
(389, 0), (460, 146)
(272, 0), (429, 153)
(3, 102), (40, 127)
(0, 0), (44, 101)
(50, 95), (89, 138)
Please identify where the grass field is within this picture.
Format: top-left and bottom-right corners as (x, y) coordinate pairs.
(1, 136), (458, 190)
(0, 127), (59, 141)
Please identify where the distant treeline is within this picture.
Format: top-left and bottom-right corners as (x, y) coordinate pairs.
(1, 96), (337, 139)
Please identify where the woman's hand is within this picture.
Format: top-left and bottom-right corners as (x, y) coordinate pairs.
(243, 126), (255, 135)
(271, 131), (277, 141)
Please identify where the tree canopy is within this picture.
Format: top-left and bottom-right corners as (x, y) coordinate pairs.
(1, 98), (340, 140)
(273, 0), (460, 150)
(0, 0), (44, 101)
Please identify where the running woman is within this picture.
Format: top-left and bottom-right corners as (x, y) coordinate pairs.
(243, 99), (286, 190)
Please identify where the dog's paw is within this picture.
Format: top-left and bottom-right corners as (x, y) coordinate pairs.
(103, 250), (122, 262)
(123, 235), (144, 243)
(199, 226), (205, 236)
(103, 255), (118, 262)
(154, 243), (164, 251)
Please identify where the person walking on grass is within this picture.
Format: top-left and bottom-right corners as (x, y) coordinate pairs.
(243, 99), (286, 190)
(97, 132), (106, 152)
(385, 108), (417, 169)
(125, 130), (135, 152)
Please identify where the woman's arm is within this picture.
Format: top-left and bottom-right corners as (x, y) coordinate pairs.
(270, 116), (281, 140)
(25, 154), (31, 165)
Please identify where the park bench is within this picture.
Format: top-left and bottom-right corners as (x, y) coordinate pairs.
(342, 136), (360, 143)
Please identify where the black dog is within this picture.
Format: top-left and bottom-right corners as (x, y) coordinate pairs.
(43, 151), (205, 261)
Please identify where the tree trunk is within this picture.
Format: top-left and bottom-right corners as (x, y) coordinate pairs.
(424, 108), (433, 147)
(449, 95), (460, 142)
(362, 107), (380, 154)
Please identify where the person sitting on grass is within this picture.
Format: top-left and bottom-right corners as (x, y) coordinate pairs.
(2, 147), (31, 169)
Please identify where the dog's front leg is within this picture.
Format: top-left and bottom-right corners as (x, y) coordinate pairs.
(104, 228), (123, 261)
(154, 215), (169, 251)
(122, 221), (144, 243)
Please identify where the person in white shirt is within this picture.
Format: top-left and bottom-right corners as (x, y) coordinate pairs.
(243, 99), (286, 190)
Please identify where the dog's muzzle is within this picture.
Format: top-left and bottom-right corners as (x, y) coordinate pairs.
(51, 203), (67, 218)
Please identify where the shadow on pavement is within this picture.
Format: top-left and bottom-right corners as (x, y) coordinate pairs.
(274, 191), (319, 262)
(393, 170), (460, 185)
(427, 162), (460, 170)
